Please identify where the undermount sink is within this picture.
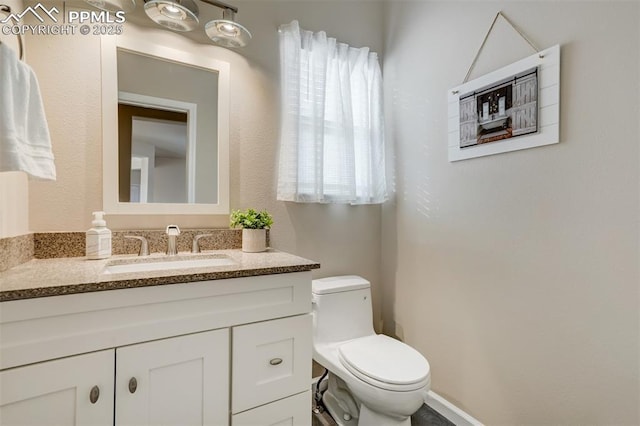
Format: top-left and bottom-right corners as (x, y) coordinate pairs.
(102, 255), (236, 275)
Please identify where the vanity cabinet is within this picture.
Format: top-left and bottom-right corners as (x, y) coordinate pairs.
(0, 331), (229, 426)
(0, 272), (312, 426)
(0, 350), (115, 426)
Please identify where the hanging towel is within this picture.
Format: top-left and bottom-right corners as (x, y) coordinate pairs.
(0, 43), (56, 180)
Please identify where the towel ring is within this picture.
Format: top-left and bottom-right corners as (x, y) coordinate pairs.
(0, 4), (24, 60)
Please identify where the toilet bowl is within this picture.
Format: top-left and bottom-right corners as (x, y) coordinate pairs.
(312, 276), (430, 426)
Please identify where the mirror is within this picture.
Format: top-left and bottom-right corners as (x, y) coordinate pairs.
(101, 35), (230, 215)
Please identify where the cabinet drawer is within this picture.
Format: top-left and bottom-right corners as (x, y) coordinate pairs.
(232, 391), (311, 426)
(232, 315), (311, 413)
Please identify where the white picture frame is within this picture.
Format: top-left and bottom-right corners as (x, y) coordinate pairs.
(448, 44), (560, 162)
(100, 34), (231, 215)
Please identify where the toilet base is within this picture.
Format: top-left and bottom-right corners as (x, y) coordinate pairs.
(359, 405), (411, 426)
(323, 390), (358, 426)
(322, 374), (359, 426)
(322, 373), (413, 426)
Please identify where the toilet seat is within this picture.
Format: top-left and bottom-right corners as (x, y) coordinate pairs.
(337, 334), (430, 392)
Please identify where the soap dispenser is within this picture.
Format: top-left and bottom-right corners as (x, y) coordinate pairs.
(86, 211), (112, 260)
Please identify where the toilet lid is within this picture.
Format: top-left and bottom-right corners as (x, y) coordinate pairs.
(338, 335), (430, 389)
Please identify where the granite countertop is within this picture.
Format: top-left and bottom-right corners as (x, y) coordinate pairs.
(0, 249), (320, 302)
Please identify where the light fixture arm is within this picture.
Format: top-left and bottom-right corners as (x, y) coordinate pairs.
(199, 0), (237, 14)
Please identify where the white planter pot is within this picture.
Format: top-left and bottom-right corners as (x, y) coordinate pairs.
(242, 229), (267, 253)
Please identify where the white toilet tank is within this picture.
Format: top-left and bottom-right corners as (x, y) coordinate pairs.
(312, 276), (375, 345)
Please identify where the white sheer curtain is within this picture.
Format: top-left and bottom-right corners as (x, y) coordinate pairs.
(277, 20), (387, 205)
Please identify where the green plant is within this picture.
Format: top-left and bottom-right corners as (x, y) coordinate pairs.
(230, 208), (274, 230)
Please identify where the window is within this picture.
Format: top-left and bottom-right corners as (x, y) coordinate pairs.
(277, 21), (387, 205)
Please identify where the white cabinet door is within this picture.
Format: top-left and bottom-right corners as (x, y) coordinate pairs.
(0, 350), (114, 426)
(232, 315), (312, 413)
(232, 391), (311, 426)
(115, 329), (229, 426)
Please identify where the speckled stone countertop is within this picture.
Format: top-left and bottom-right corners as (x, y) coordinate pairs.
(0, 250), (320, 302)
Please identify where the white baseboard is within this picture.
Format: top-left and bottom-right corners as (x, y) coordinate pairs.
(425, 391), (484, 426)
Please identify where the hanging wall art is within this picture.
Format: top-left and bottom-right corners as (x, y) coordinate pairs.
(447, 12), (560, 162)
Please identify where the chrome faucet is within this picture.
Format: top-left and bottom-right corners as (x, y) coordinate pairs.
(166, 225), (181, 256)
(124, 235), (149, 256)
(192, 234), (213, 253)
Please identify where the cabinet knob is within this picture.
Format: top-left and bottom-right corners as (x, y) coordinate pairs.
(89, 386), (100, 404)
(129, 377), (138, 394)
(269, 358), (283, 366)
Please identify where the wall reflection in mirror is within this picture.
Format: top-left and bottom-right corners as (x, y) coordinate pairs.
(117, 49), (219, 204)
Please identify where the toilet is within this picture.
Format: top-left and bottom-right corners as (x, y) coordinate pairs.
(312, 276), (431, 426)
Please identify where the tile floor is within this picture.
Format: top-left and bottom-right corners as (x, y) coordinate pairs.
(411, 404), (456, 426)
(312, 400), (455, 426)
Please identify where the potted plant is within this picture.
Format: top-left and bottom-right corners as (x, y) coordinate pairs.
(230, 208), (274, 253)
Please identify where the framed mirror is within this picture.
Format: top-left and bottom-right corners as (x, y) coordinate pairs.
(101, 35), (230, 214)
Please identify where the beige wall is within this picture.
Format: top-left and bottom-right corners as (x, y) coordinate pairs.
(382, 1), (640, 423)
(25, 1), (385, 325)
(0, 172), (28, 238)
(26, 12), (103, 234)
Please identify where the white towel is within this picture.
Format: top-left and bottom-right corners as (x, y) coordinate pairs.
(0, 43), (56, 180)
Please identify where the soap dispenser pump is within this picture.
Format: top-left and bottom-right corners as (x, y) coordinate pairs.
(86, 211), (112, 260)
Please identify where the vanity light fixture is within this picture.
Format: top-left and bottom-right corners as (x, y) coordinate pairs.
(145, 0), (251, 47)
(85, 0), (136, 13)
(143, 0), (200, 32)
(86, 0), (251, 48)
(204, 5), (251, 48)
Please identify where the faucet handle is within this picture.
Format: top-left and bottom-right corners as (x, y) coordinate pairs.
(124, 236), (149, 256)
(192, 234), (214, 253)
(166, 225), (181, 236)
